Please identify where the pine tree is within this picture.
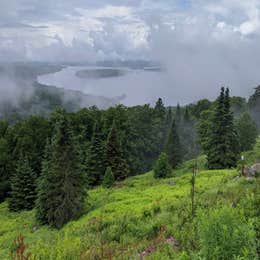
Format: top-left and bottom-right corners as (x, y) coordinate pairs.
(102, 167), (115, 188)
(35, 109), (86, 229)
(9, 155), (36, 211)
(207, 87), (239, 169)
(155, 98), (166, 118)
(153, 152), (172, 178)
(86, 122), (105, 186)
(106, 121), (129, 180)
(164, 120), (183, 168)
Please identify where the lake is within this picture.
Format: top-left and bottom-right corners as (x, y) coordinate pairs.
(37, 66), (172, 106)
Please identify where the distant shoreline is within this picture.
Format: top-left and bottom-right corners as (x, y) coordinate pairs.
(75, 68), (127, 79)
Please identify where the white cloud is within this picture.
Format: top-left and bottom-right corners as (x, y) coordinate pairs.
(76, 5), (133, 19)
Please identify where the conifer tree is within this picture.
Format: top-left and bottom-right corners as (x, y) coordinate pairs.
(207, 87), (239, 169)
(102, 167), (115, 188)
(164, 120), (183, 168)
(153, 152), (172, 178)
(86, 122), (105, 186)
(106, 121), (129, 180)
(154, 98), (167, 155)
(223, 88), (240, 167)
(35, 139), (52, 225)
(155, 98), (166, 118)
(35, 109), (86, 228)
(9, 155), (36, 211)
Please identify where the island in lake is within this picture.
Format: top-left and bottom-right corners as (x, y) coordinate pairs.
(75, 68), (127, 79)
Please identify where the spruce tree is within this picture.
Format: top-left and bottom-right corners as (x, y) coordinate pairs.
(35, 109), (86, 229)
(153, 152), (172, 178)
(35, 139), (52, 225)
(155, 98), (166, 118)
(106, 121), (129, 180)
(102, 167), (115, 188)
(9, 155), (36, 211)
(154, 98), (167, 156)
(86, 122), (105, 186)
(164, 120), (182, 168)
(223, 88), (240, 167)
(207, 87), (239, 169)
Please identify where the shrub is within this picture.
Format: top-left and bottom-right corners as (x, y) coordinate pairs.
(153, 153), (172, 179)
(102, 167), (115, 188)
(197, 206), (257, 260)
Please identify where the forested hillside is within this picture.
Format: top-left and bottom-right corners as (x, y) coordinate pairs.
(0, 87), (259, 259)
(0, 63), (119, 122)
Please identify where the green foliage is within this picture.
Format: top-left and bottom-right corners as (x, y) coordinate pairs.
(102, 167), (115, 188)
(86, 122), (106, 186)
(11, 116), (51, 176)
(236, 112), (258, 152)
(164, 120), (183, 168)
(197, 109), (213, 152)
(206, 87), (239, 169)
(187, 99), (212, 119)
(197, 206), (257, 260)
(248, 86), (260, 131)
(0, 136), (11, 202)
(240, 137), (260, 165)
(0, 161), (259, 259)
(8, 156), (36, 211)
(106, 121), (129, 180)
(153, 153), (172, 178)
(35, 109), (86, 229)
(154, 97), (166, 119)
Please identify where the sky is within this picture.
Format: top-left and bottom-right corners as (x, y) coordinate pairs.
(1, 0), (260, 102)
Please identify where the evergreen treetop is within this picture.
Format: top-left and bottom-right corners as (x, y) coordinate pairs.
(9, 155), (36, 211)
(36, 109), (86, 229)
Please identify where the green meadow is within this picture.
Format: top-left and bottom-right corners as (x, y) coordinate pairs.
(0, 153), (259, 259)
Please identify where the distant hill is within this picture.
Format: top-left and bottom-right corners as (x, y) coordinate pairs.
(0, 62), (121, 122)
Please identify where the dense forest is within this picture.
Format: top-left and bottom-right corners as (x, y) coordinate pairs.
(0, 86), (259, 259)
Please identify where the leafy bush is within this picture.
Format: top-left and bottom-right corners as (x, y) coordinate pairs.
(197, 206), (257, 260)
(153, 153), (172, 179)
(102, 167), (115, 188)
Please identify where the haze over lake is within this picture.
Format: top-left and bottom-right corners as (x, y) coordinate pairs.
(37, 66), (172, 106)
(37, 65), (256, 107)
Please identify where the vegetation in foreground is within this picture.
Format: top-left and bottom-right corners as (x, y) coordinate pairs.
(0, 86), (259, 259)
(0, 150), (259, 259)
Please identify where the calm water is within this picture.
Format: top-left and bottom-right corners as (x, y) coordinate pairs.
(37, 66), (171, 106)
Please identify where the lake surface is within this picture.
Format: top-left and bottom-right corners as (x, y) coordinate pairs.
(37, 66), (171, 106)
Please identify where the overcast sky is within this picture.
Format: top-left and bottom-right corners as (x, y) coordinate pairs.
(1, 0), (260, 100)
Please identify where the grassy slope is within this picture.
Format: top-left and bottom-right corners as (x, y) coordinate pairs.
(1, 161), (258, 259)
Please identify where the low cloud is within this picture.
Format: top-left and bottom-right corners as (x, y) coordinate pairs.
(0, 0), (260, 104)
